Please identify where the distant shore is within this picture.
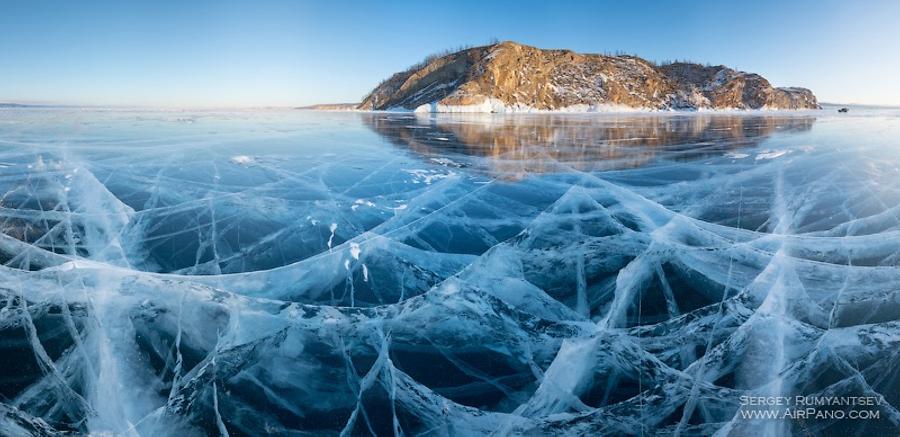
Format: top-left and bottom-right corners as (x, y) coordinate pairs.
(299, 102), (833, 115)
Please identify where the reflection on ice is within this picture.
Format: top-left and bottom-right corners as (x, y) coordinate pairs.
(0, 108), (898, 435)
(363, 112), (816, 178)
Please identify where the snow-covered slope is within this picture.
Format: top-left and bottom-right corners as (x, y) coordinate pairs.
(359, 41), (819, 112)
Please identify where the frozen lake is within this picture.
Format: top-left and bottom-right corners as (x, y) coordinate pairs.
(0, 108), (898, 435)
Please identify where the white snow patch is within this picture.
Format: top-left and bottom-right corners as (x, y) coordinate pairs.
(755, 150), (790, 160)
(404, 169), (457, 185)
(430, 157), (463, 168)
(351, 198), (376, 211)
(327, 223), (338, 249)
(413, 98), (650, 114)
(230, 155), (256, 166)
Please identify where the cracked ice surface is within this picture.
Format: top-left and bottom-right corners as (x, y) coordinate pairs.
(0, 108), (899, 436)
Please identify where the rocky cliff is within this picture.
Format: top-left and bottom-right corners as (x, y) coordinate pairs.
(359, 41), (819, 112)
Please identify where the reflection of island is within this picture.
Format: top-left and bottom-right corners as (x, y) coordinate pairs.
(361, 113), (816, 178)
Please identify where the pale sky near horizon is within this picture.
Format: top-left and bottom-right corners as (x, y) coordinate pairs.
(2, 0), (899, 107)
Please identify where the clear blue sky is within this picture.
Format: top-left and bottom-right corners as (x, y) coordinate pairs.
(2, 0), (898, 107)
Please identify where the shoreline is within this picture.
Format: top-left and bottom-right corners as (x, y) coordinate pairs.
(1, 104), (850, 116)
(302, 105), (829, 115)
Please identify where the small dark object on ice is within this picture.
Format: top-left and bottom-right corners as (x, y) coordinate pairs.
(838, 107), (849, 113)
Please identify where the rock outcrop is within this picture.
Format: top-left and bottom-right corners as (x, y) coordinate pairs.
(359, 41), (819, 112)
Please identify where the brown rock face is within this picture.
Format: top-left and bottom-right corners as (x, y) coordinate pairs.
(359, 41), (819, 112)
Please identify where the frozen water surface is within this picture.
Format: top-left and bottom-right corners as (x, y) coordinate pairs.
(0, 108), (898, 436)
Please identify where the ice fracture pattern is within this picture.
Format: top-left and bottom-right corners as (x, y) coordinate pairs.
(0, 108), (898, 436)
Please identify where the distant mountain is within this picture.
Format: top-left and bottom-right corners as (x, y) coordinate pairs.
(0, 102), (62, 109)
(296, 103), (360, 111)
(359, 41), (819, 112)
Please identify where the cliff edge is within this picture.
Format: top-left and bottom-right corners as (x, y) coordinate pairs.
(359, 41), (819, 112)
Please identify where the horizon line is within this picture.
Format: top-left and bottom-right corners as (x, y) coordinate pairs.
(5, 101), (900, 111)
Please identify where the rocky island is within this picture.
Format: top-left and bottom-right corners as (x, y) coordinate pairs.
(357, 41), (819, 113)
